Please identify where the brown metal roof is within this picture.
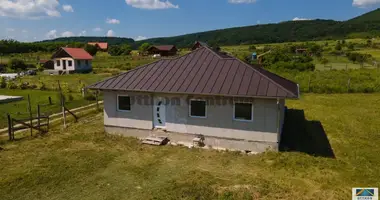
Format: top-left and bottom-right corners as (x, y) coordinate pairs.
(88, 46), (299, 99)
(149, 45), (177, 51)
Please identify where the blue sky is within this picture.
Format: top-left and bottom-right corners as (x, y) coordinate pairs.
(0, 0), (379, 42)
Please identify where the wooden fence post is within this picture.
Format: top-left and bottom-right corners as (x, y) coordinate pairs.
(96, 90), (99, 111)
(7, 113), (12, 141)
(347, 77), (351, 93)
(27, 94), (32, 136)
(37, 104), (41, 133)
(48, 96), (52, 105)
(58, 80), (67, 128)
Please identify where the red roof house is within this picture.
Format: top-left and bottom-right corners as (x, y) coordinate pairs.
(88, 42), (108, 51)
(50, 47), (93, 73)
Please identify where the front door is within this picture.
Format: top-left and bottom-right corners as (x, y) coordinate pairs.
(153, 97), (166, 129)
(63, 60), (67, 70)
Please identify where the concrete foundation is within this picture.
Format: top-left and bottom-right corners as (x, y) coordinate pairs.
(105, 125), (278, 153)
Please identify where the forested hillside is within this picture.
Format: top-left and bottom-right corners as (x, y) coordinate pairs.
(41, 37), (134, 46)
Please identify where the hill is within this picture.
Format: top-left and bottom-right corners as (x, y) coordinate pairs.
(40, 36), (135, 46)
(38, 9), (380, 48)
(138, 8), (380, 48)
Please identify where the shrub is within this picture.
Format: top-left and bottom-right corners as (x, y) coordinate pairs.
(6, 81), (17, 89)
(7, 58), (27, 71)
(65, 94), (74, 102)
(37, 81), (47, 90)
(84, 93), (96, 101)
(36, 63), (44, 72)
(0, 77), (6, 88)
(17, 81), (30, 90)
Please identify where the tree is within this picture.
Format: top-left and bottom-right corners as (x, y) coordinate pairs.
(248, 45), (257, 51)
(347, 43), (355, 51)
(367, 39), (372, 47)
(120, 44), (132, 55)
(108, 46), (122, 56)
(7, 58), (27, 71)
(138, 43), (151, 54)
(335, 42), (342, 51)
(84, 44), (98, 56)
(321, 57), (329, 67)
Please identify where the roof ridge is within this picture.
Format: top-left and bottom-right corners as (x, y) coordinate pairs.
(238, 60), (298, 97)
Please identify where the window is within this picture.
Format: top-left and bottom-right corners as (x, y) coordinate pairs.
(189, 100), (206, 118)
(77, 60), (81, 66)
(234, 102), (253, 121)
(68, 60), (72, 66)
(117, 95), (131, 111)
(56, 60), (61, 66)
(85, 60), (89, 65)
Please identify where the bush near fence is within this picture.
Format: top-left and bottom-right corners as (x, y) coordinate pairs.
(274, 68), (380, 93)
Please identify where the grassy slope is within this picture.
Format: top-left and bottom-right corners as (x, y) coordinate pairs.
(0, 94), (379, 200)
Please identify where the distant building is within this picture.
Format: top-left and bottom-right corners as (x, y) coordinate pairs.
(191, 41), (209, 50)
(48, 47), (93, 74)
(88, 42), (108, 51)
(38, 59), (54, 69)
(147, 45), (178, 57)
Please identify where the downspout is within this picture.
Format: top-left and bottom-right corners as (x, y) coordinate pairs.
(276, 98), (281, 151)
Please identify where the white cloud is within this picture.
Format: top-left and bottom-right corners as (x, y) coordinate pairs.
(353, 0), (380, 7)
(293, 17), (310, 21)
(0, 0), (61, 19)
(46, 29), (57, 39)
(125, 0), (179, 9)
(62, 4), (74, 12)
(93, 27), (102, 32)
(61, 31), (75, 37)
(106, 18), (120, 24)
(6, 28), (15, 32)
(107, 30), (115, 37)
(228, 0), (257, 3)
(135, 36), (147, 41)
(78, 30), (86, 36)
(22, 29), (28, 33)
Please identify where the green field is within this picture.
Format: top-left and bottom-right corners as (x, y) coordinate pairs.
(0, 89), (98, 129)
(0, 93), (379, 199)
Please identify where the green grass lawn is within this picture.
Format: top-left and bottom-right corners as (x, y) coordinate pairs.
(0, 89), (98, 129)
(18, 73), (111, 91)
(0, 93), (379, 199)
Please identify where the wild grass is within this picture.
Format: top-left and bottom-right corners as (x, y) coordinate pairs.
(0, 93), (379, 200)
(0, 89), (98, 129)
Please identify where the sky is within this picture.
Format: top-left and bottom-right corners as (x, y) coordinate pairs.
(0, 0), (379, 42)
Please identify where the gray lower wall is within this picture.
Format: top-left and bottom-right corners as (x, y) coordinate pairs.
(103, 91), (285, 145)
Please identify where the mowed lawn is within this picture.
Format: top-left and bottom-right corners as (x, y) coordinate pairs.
(0, 94), (379, 200)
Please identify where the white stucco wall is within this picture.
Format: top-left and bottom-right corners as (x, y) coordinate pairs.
(53, 58), (92, 71)
(103, 91), (285, 143)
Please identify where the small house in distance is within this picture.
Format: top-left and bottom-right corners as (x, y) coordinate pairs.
(192, 41), (208, 50)
(88, 45), (300, 153)
(147, 45), (178, 57)
(46, 47), (93, 74)
(88, 42), (108, 51)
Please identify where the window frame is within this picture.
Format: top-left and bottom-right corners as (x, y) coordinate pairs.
(233, 101), (254, 122)
(117, 95), (131, 112)
(68, 60), (72, 67)
(189, 99), (207, 118)
(56, 60), (61, 66)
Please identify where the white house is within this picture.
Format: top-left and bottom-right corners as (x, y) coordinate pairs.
(50, 47), (93, 74)
(88, 46), (299, 152)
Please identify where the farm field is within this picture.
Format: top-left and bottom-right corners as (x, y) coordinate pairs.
(0, 93), (379, 200)
(0, 89), (98, 129)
